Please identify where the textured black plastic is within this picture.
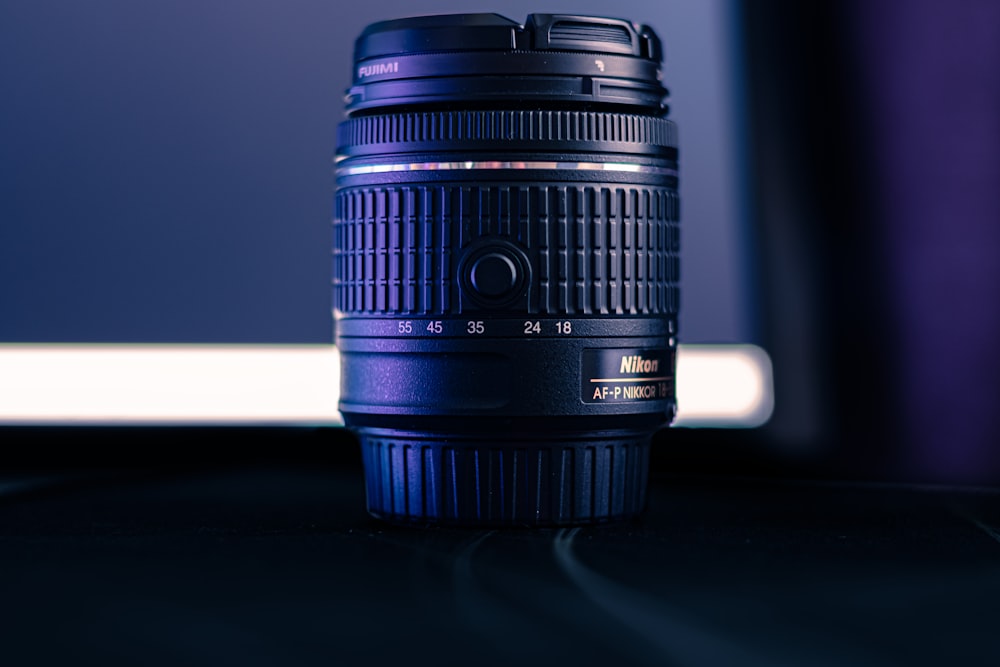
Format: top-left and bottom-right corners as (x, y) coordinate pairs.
(332, 183), (679, 315)
(358, 430), (651, 525)
(337, 111), (677, 157)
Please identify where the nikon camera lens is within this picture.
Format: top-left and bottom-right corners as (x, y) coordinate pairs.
(333, 13), (679, 525)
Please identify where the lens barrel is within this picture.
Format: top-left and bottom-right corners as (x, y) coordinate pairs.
(334, 13), (678, 525)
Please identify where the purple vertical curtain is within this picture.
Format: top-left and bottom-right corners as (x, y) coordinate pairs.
(852, 0), (1000, 482)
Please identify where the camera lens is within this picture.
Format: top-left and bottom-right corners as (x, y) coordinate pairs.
(333, 13), (678, 525)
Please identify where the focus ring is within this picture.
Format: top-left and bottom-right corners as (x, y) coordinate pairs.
(337, 110), (677, 156)
(332, 183), (680, 316)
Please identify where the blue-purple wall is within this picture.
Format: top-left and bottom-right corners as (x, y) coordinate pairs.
(0, 0), (751, 344)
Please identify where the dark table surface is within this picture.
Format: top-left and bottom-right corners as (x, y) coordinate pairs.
(2, 429), (1000, 666)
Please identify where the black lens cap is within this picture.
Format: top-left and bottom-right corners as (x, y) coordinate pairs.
(355, 14), (522, 60)
(346, 13), (667, 114)
(355, 13), (661, 60)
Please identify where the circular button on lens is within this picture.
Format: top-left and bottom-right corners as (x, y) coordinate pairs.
(470, 252), (518, 298)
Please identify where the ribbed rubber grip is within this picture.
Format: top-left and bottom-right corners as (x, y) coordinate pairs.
(358, 430), (651, 525)
(332, 183), (679, 315)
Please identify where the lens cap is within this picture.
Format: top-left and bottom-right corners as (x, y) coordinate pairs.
(355, 13), (660, 60)
(346, 13), (667, 113)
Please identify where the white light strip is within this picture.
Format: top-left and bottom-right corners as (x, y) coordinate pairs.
(674, 344), (774, 427)
(0, 344), (771, 427)
(337, 160), (678, 177)
(0, 345), (341, 426)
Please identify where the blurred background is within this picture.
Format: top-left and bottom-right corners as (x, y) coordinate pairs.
(2, 0), (999, 484)
(0, 0), (752, 346)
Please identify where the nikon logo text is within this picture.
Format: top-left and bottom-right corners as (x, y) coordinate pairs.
(357, 62), (398, 78)
(620, 355), (659, 374)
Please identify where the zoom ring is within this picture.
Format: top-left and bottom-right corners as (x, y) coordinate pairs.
(338, 110), (677, 155)
(332, 184), (679, 315)
(359, 432), (651, 525)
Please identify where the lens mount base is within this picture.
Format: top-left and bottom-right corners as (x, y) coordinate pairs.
(356, 428), (651, 526)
